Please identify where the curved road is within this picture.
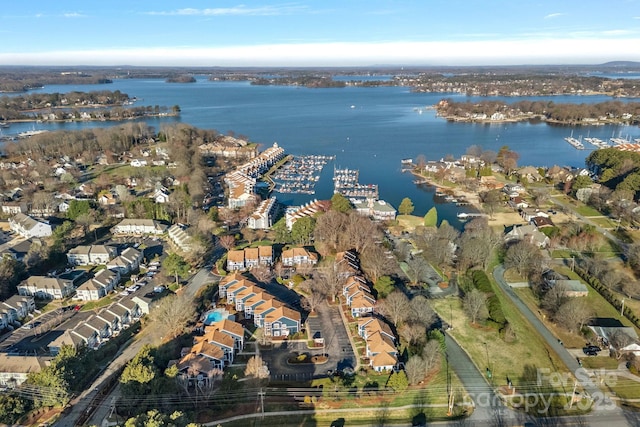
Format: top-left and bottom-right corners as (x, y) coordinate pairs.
(492, 265), (629, 424)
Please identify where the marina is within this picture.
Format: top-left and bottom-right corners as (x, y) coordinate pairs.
(271, 154), (334, 195)
(333, 167), (379, 199)
(564, 131), (585, 150)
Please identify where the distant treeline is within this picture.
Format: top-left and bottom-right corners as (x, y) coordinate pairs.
(436, 99), (640, 124)
(0, 72), (112, 92)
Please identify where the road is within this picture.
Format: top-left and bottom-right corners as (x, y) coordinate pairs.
(492, 265), (630, 423)
(54, 263), (219, 427)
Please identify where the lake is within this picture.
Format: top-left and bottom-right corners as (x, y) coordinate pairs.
(4, 77), (640, 221)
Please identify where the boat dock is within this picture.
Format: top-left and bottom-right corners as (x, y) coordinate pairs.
(457, 212), (488, 220)
(333, 167), (379, 199)
(272, 154), (334, 195)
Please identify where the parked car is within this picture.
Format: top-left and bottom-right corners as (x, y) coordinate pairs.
(583, 347), (599, 356)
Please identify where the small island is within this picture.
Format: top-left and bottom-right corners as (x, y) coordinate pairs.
(166, 75), (196, 83)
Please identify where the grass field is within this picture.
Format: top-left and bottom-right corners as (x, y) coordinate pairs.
(431, 295), (569, 391)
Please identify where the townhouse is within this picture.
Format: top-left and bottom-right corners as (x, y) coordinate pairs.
(111, 218), (168, 235)
(281, 247), (318, 267)
(1, 295), (36, 329)
(167, 224), (194, 252)
(226, 246), (273, 271)
(67, 244), (118, 266)
(9, 213), (53, 238)
(18, 276), (75, 300)
(247, 197), (277, 229)
(75, 268), (120, 301)
(285, 199), (331, 230)
(106, 247), (143, 275)
(0, 354), (51, 388)
(219, 273), (301, 337)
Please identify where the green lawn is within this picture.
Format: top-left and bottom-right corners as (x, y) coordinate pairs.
(575, 205), (602, 217)
(431, 294), (569, 391)
(80, 296), (113, 312)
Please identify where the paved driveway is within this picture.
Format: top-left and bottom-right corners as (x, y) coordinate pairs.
(261, 303), (356, 380)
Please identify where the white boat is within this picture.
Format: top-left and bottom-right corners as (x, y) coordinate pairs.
(18, 129), (48, 138)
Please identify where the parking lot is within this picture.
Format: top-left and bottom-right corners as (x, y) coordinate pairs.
(260, 302), (356, 380)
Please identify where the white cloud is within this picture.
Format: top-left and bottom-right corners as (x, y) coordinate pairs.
(145, 4), (308, 17)
(1, 38), (638, 67)
(63, 12), (86, 18)
(544, 13), (565, 19)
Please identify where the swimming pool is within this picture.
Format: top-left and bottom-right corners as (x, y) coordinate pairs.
(203, 308), (233, 325)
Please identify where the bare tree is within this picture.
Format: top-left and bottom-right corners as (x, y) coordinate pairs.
(360, 244), (397, 283)
(299, 279), (326, 314)
(219, 234), (236, 251)
(599, 270), (622, 290)
(405, 355), (427, 385)
(621, 280), (640, 299)
(541, 283), (569, 314)
(555, 299), (593, 333)
(504, 240), (545, 278)
(404, 256), (430, 286)
(463, 289), (487, 324)
(241, 227), (256, 244)
(150, 294), (197, 339)
(422, 339), (442, 373)
(312, 210), (346, 254)
(314, 263), (345, 303)
(408, 295), (437, 328)
(378, 290), (410, 327)
(244, 355), (270, 385)
(251, 264), (274, 283)
(610, 330), (635, 359)
(531, 188), (550, 207)
(399, 323), (426, 349)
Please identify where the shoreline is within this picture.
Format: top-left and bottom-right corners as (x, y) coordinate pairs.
(409, 169), (484, 212)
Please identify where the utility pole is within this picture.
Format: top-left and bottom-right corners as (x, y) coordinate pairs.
(258, 388), (265, 419)
(621, 298), (625, 316)
(569, 380), (578, 409)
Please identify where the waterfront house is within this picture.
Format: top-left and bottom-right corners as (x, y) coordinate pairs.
(285, 199), (331, 230)
(9, 213), (53, 238)
(281, 247), (318, 267)
(18, 276), (74, 300)
(504, 224), (550, 248)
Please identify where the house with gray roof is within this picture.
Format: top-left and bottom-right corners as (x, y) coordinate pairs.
(18, 276), (75, 300)
(0, 354), (51, 388)
(106, 247), (143, 275)
(67, 245), (118, 266)
(9, 213), (53, 238)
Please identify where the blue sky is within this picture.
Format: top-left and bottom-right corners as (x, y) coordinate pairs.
(1, 1), (639, 66)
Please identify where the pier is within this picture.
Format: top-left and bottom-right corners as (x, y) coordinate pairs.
(457, 212), (488, 219)
(271, 154), (334, 195)
(333, 167), (379, 199)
